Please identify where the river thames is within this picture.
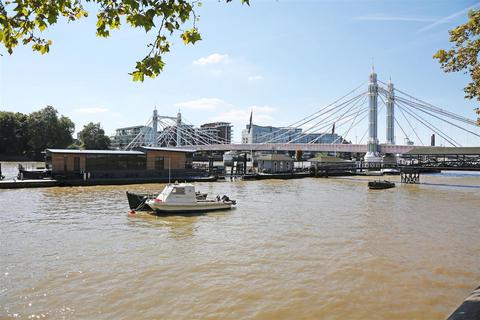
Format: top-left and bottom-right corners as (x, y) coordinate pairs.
(1, 165), (479, 319)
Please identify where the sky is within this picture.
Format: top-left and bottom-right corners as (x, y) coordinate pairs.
(1, 0), (480, 146)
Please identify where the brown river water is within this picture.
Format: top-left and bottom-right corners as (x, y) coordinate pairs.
(1, 162), (480, 319)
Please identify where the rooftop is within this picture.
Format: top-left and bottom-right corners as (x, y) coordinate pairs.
(309, 155), (352, 162)
(140, 147), (196, 153)
(45, 149), (144, 155)
(257, 154), (293, 161)
(404, 146), (480, 156)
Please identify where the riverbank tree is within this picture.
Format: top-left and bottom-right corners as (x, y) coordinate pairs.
(434, 8), (480, 124)
(0, 111), (29, 156)
(27, 106), (75, 158)
(0, 106), (75, 159)
(78, 122), (111, 150)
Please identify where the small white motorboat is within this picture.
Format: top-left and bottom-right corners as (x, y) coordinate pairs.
(381, 168), (400, 175)
(145, 183), (236, 214)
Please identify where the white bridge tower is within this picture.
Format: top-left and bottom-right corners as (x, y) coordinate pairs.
(364, 69), (382, 162)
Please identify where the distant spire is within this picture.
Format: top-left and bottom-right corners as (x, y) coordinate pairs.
(371, 57), (375, 73)
(248, 109), (253, 134)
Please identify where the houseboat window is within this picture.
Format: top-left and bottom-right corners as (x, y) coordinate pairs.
(45, 155), (52, 170)
(85, 154), (146, 171)
(155, 157), (164, 170)
(74, 157), (80, 172)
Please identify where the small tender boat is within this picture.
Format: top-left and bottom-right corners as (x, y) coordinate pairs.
(144, 183), (236, 214)
(368, 180), (396, 190)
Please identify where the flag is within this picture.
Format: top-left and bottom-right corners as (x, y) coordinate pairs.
(331, 122), (335, 135)
(248, 110), (253, 134)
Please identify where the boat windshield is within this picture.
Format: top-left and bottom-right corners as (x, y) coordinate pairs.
(172, 187), (185, 195)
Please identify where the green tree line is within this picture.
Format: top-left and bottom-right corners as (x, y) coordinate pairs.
(0, 105), (111, 159)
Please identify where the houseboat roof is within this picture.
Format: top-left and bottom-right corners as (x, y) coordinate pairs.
(309, 155), (352, 163)
(257, 154), (293, 161)
(140, 147), (196, 153)
(45, 149), (144, 155)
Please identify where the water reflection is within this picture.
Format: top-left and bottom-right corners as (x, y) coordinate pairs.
(126, 210), (230, 239)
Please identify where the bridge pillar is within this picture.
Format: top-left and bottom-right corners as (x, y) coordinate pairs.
(176, 111), (182, 146)
(152, 108), (158, 147)
(365, 70), (382, 163)
(386, 82), (395, 144)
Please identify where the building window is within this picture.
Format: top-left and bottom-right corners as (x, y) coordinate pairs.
(85, 154), (146, 171)
(74, 157), (80, 172)
(155, 157), (164, 170)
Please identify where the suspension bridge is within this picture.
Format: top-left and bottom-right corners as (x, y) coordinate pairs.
(124, 69), (480, 161)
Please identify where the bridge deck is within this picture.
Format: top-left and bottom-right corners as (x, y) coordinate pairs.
(183, 143), (416, 153)
(181, 144), (480, 155)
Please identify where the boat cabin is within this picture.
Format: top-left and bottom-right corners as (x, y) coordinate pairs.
(156, 183), (197, 203)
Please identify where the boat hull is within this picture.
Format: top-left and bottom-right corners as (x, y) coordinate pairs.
(148, 201), (233, 213)
(368, 181), (396, 189)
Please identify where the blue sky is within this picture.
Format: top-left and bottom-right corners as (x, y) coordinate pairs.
(1, 0), (480, 146)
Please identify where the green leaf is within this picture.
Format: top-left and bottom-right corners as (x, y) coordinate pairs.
(37, 20), (47, 32)
(131, 71), (144, 82)
(181, 28), (201, 45)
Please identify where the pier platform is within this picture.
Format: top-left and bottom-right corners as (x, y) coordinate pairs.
(0, 176), (217, 189)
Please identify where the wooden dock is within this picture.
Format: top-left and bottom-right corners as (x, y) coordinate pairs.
(0, 176), (218, 189)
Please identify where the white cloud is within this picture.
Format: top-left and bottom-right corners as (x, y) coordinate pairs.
(74, 107), (109, 114)
(353, 15), (436, 22)
(174, 98), (231, 110)
(248, 75), (263, 81)
(193, 53), (230, 66)
(418, 4), (480, 33)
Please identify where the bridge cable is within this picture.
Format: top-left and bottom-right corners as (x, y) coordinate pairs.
(395, 102), (460, 147)
(291, 93), (367, 143)
(377, 80), (479, 126)
(330, 95), (368, 144)
(181, 116), (231, 144)
(287, 97), (367, 144)
(291, 105), (369, 144)
(281, 92), (367, 144)
(315, 95), (368, 144)
(395, 101), (461, 147)
(396, 98), (480, 139)
(271, 80), (368, 132)
(260, 88), (368, 143)
(379, 92), (425, 145)
(262, 91), (366, 143)
(124, 118), (153, 150)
